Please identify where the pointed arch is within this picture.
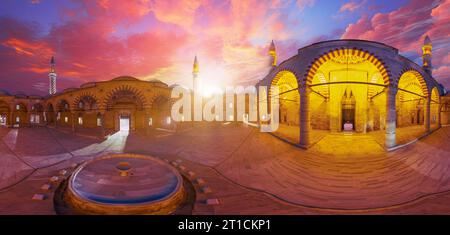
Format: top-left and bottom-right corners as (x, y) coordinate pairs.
(102, 85), (148, 111)
(305, 48), (391, 85)
(73, 92), (99, 111)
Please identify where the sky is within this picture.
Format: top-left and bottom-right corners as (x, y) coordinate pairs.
(0, 0), (448, 95)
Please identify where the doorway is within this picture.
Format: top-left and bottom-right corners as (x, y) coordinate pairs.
(342, 107), (355, 131)
(341, 90), (356, 131)
(119, 115), (130, 131)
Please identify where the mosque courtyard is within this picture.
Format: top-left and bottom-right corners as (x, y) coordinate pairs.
(0, 124), (449, 215)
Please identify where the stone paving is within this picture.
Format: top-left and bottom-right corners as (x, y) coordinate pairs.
(0, 124), (449, 214)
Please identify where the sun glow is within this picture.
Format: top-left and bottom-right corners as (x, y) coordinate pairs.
(197, 60), (230, 97)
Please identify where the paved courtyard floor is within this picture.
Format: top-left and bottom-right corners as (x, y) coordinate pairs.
(0, 124), (449, 214)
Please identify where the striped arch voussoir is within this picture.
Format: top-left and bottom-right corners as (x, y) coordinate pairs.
(72, 92), (99, 108)
(269, 69), (300, 97)
(102, 85), (148, 110)
(398, 68), (429, 97)
(304, 48), (391, 86)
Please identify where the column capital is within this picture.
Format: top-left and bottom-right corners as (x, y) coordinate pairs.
(385, 85), (398, 94)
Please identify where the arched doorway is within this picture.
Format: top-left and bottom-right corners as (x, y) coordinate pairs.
(119, 113), (130, 131)
(307, 49), (389, 134)
(105, 88), (146, 132)
(269, 70), (300, 143)
(396, 70), (429, 141)
(341, 88), (356, 131)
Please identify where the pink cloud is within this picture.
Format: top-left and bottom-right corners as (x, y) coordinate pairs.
(339, 1), (365, 13)
(0, 9), (187, 95)
(433, 66), (450, 88)
(341, 0), (449, 87)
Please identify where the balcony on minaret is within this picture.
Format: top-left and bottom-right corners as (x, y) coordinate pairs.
(422, 35), (432, 75)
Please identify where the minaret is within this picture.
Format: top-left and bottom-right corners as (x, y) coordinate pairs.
(422, 35), (432, 76)
(49, 56), (57, 95)
(193, 55), (200, 94)
(192, 55), (202, 121)
(269, 40), (277, 67)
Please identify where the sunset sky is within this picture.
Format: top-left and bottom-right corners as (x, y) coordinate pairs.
(0, 0), (448, 95)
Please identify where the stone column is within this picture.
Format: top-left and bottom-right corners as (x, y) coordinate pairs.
(424, 94), (431, 131)
(385, 86), (397, 148)
(299, 86), (311, 148)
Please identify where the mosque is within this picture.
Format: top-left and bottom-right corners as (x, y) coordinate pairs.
(1, 37), (450, 215)
(259, 36), (449, 149)
(0, 36), (449, 150)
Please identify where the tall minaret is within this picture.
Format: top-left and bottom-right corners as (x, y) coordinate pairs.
(49, 56), (57, 95)
(422, 35), (432, 76)
(192, 55), (202, 121)
(193, 55), (200, 93)
(269, 40), (277, 67)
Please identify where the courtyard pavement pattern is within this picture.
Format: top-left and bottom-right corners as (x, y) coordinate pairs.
(0, 124), (449, 214)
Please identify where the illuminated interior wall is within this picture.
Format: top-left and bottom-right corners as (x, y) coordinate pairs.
(309, 51), (386, 133)
(310, 91), (329, 130)
(368, 89), (386, 131)
(396, 71), (428, 128)
(270, 71), (300, 126)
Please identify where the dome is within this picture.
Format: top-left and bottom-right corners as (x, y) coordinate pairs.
(63, 87), (78, 93)
(14, 94), (27, 98)
(0, 89), (11, 96)
(149, 79), (168, 87)
(80, 82), (96, 88)
(28, 95), (43, 99)
(111, 76), (139, 81)
(149, 79), (163, 83)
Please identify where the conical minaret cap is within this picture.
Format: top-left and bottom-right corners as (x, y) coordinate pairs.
(269, 40), (276, 53)
(424, 35), (431, 45)
(193, 55), (199, 74)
